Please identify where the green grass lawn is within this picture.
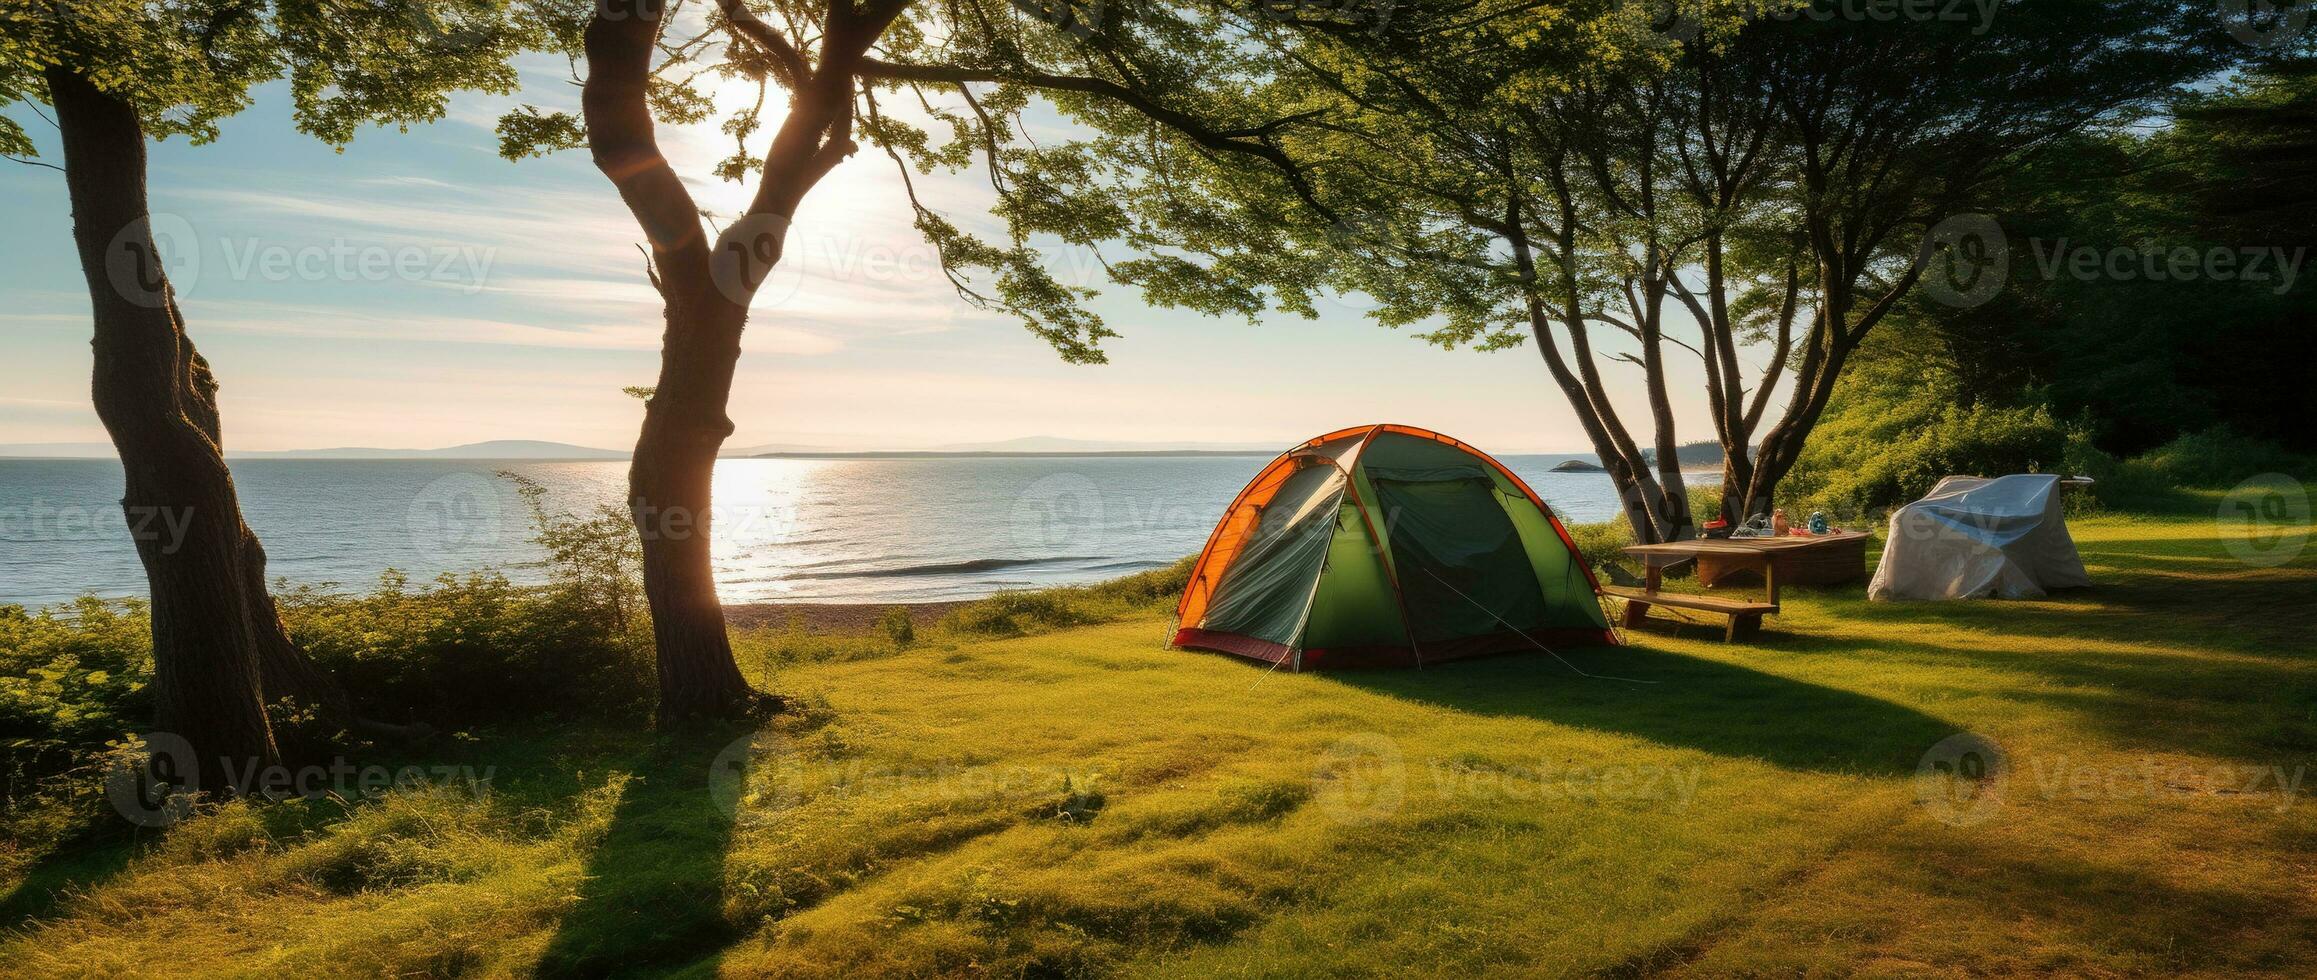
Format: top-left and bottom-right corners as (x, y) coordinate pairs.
(4, 510), (2314, 977)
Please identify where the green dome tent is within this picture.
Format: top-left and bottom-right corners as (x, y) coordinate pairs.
(1173, 424), (1617, 670)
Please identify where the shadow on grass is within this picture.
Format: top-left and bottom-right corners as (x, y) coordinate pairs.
(536, 721), (759, 978)
(1333, 645), (1956, 775)
(0, 826), (136, 930)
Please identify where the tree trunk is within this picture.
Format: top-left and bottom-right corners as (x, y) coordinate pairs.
(584, 0), (783, 724)
(50, 66), (286, 791)
(586, 0), (892, 723)
(629, 296), (765, 723)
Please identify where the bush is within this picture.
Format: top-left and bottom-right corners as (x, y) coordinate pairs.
(1, 599), (155, 866)
(877, 606), (916, 648)
(942, 558), (1194, 638)
(1561, 519), (1633, 573)
(1781, 395), (2068, 522)
(2133, 427), (2315, 489)
(1, 599), (152, 792)
(277, 569), (653, 727)
(278, 474), (656, 725)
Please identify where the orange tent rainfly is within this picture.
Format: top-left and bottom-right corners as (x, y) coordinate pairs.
(1173, 425), (1616, 670)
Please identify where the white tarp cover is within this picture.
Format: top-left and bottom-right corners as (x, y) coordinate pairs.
(1869, 474), (2091, 601)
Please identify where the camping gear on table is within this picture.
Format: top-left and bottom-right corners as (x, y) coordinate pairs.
(1173, 424), (1615, 671)
(1695, 531), (1869, 588)
(1868, 474), (2091, 601)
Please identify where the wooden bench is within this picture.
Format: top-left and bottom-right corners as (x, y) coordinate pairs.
(1612, 541), (1784, 642)
(1601, 586), (1779, 642)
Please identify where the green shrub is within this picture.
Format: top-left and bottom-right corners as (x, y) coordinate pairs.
(877, 606), (916, 648)
(501, 472), (644, 636)
(1685, 483), (1725, 527)
(732, 619), (909, 669)
(1561, 519), (1633, 573)
(1781, 396), (2068, 521)
(275, 473), (655, 725)
(944, 591), (1106, 638)
(1, 599), (153, 791)
(277, 569), (653, 727)
(1, 599), (156, 870)
(2133, 427), (2315, 489)
(942, 558), (1194, 638)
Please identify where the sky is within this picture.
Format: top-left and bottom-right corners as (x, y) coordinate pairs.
(0, 53), (1738, 456)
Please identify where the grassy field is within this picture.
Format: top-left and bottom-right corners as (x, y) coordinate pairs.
(3, 508), (2314, 977)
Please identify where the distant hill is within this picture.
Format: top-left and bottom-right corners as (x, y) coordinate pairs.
(229, 440), (629, 460)
(4, 440), (626, 460)
(0, 442), (120, 459)
(722, 442), (845, 457)
(737, 435), (1282, 458)
(1640, 441), (1727, 468)
(927, 436), (1281, 454)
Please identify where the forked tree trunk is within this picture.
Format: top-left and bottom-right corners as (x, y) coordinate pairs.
(50, 66), (280, 788)
(586, 0), (892, 723)
(584, 0), (802, 724)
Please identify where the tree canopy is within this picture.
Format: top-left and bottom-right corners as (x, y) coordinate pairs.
(965, 0), (2259, 537)
(2, 0), (530, 151)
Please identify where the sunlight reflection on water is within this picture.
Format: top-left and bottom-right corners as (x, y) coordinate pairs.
(0, 455), (1689, 606)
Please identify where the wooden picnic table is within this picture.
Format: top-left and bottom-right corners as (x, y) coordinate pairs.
(1694, 530), (1871, 588)
(1602, 534), (1864, 642)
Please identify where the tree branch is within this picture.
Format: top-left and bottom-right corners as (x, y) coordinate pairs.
(856, 57), (1338, 224)
(715, 0), (808, 90)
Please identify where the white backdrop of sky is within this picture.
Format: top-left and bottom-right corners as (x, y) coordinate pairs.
(0, 52), (1749, 454)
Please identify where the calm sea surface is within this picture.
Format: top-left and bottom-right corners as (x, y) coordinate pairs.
(0, 455), (1683, 607)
